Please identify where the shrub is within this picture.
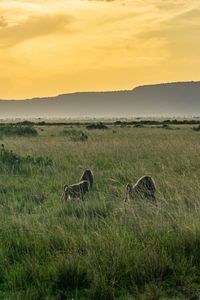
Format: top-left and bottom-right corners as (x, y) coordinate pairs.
(114, 120), (122, 126)
(0, 125), (38, 137)
(0, 144), (52, 171)
(0, 144), (21, 170)
(161, 124), (171, 129)
(134, 123), (144, 128)
(16, 121), (34, 126)
(62, 129), (88, 142)
(193, 125), (200, 131)
(37, 121), (46, 126)
(86, 122), (108, 130)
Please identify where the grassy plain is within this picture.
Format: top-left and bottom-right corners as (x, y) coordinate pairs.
(1, 124), (200, 299)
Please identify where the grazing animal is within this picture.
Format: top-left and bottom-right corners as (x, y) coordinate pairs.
(80, 169), (94, 190)
(62, 180), (90, 200)
(124, 175), (156, 202)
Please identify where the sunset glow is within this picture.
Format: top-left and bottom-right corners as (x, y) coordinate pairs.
(0, 0), (200, 99)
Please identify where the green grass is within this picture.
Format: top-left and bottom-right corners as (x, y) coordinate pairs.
(1, 125), (200, 299)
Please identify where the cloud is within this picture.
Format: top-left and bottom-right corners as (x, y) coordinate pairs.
(0, 16), (7, 27)
(140, 7), (200, 42)
(0, 13), (74, 47)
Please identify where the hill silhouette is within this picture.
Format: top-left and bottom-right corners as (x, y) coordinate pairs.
(0, 81), (200, 118)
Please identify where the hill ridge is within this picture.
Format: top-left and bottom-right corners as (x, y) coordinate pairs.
(0, 81), (200, 118)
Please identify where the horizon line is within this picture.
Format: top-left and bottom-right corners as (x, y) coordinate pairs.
(0, 80), (199, 101)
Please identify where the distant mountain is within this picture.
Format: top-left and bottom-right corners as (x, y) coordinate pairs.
(0, 81), (200, 118)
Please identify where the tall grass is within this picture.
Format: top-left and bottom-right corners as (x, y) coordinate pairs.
(0, 126), (200, 299)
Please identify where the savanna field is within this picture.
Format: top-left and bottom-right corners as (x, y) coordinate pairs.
(1, 122), (200, 299)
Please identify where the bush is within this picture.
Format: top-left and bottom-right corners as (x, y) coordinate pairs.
(37, 121), (46, 126)
(161, 124), (171, 130)
(193, 125), (200, 131)
(16, 121), (34, 126)
(0, 144), (52, 171)
(0, 144), (21, 170)
(62, 129), (88, 142)
(86, 122), (108, 130)
(134, 123), (144, 128)
(0, 125), (38, 137)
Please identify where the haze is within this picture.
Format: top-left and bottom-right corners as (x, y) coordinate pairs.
(1, 0), (200, 99)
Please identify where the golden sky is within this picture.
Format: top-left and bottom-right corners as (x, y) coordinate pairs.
(0, 0), (200, 99)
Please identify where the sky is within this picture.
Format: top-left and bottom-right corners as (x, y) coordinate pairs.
(0, 0), (200, 99)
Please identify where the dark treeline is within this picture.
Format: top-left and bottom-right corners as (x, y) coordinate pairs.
(114, 119), (200, 126)
(0, 119), (200, 127)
